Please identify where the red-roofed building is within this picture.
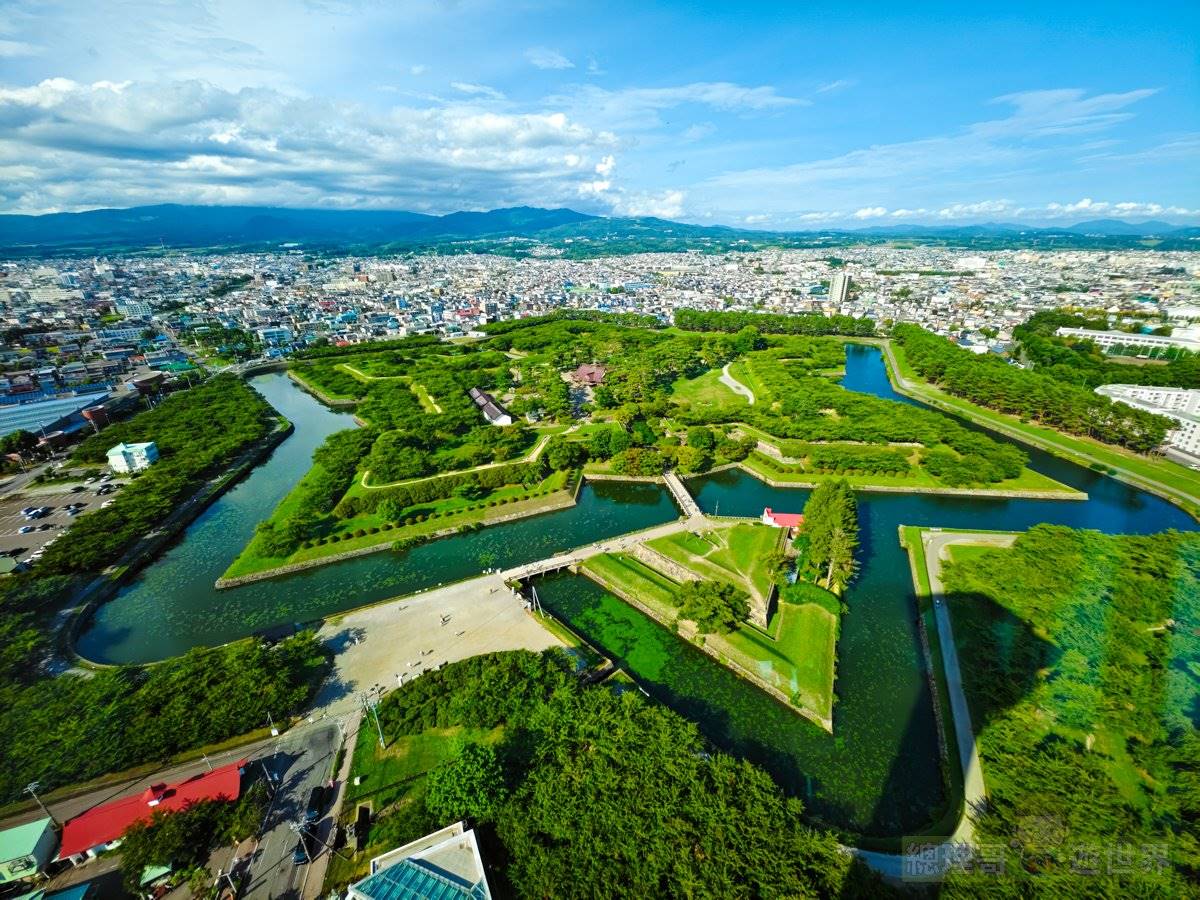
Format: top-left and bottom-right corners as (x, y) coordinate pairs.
(761, 508), (804, 529)
(57, 760), (246, 864)
(570, 363), (607, 386)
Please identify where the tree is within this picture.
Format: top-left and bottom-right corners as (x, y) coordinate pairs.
(0, 430), (38, 456)
(676, 580), (749, 634)
(798, 480), (859, 592)
(426, 741), (508, 822)
(686, 426), (716, 451)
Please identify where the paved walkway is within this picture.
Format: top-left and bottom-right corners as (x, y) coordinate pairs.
(719, 362), (755, 404)
(924, 531), (1014, 843)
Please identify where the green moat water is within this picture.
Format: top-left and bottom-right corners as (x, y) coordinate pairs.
(76, 350), (1198, 838)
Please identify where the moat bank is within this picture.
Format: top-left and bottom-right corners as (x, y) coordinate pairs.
(72, 348), (1198, 841)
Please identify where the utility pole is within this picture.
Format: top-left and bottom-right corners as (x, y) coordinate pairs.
(360, 691), (385, 749)
(25, 782), (57, 827)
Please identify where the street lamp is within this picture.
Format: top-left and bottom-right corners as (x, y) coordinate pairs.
(25, 782), (57, 827)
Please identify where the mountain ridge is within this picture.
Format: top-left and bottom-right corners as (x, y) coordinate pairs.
(1, 203), (1196, 255)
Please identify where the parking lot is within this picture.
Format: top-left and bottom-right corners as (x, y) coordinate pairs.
(0, 476), (125, 565)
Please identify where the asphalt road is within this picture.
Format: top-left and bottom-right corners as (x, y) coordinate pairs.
(241, 722), (341, 900)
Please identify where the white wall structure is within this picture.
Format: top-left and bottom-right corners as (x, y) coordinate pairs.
(1095, 384), (1200, 455)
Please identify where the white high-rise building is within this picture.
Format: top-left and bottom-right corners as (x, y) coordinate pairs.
(828, 272), (851, 306)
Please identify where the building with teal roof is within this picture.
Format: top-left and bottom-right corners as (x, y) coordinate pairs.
(0, 818), (57, 885)
(348, 822), (490, 900)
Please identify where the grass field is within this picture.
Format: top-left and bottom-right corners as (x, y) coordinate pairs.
(222, 469), (572, 579)
(579, 535), (839, 727)
(739, 448), (1080, 495)
(323, 724), (501, 890)
(580, 553), (682, 621)
(720, 602), (837, 721)
(885, 342), (1200, 516)
(669, 368), (747, 414)
(647, 523), (784, 605)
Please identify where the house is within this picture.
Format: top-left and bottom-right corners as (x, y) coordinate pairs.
(0, 818), (57, 885)
(106, 441), (159, 473)
(348, 822), (491, 900)
(56, 759), (245, 864)
(467, 387), (513, 427)
(761, 508), (804, 529)
(570, 363), (607, 386)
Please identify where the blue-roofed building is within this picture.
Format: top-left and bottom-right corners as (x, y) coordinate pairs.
(0, 392), (111, 439)
(0, 818), (57, 885)
(348, 822), (490, 900)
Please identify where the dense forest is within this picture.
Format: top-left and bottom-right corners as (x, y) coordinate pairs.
(0, 633), (327, 803)
(0, 375), (328, 807)
(361, 650), (892, 898)
(796, 480), (859, 593)
(893, 324), (1173, 452)
(1015, 310), (1200, 389)
(41, 375), (276, 573)
(940, 526), (1199, 896)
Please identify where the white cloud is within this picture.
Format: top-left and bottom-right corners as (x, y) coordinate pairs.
(0, 39), (41, 58)
(682, 122), (715, 142)
(0, 76), (621, 214)
(611, 189), (686, 219)
(889, 208), (928, 218)
(409, 64), (428, 76)
(702, 88), (1160, 215)
(743, 213), (769, 224)
(451, 82), (506, 100)
(549, 82), (803, 133)
(935, 200), (1014, 219)
(815, 79), (855, 94)
(525, 46), (574, 70)
(594, 154), (615, 176)
(1038, 198), (1199, 219)
(852, 206), (888, 219)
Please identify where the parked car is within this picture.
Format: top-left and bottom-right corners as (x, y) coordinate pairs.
(19, 506), (36, 516)
(101, 499), (115, 508)
(70, 485), (86, 493)
(84, 477), (97, 484)
(18, 525), (34, 534)
(304, 785), (326, 823)
(291, 831), (312, 865)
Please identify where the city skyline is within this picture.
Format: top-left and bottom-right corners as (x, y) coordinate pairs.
(0, 0), (1197, 227)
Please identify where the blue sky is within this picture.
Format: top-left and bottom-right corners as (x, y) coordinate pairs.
(0, 0), (1196, 226)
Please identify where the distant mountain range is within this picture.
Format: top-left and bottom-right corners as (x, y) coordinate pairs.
(0, 203), (1196, 257)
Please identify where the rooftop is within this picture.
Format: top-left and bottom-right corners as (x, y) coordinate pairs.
(56, 759), (244, 860)
(0, 818), (53, 862)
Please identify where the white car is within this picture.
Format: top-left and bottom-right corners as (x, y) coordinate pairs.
(101, 499), (116, 508)
(18, 525), (34, 534)
(20, 506), (36, 516)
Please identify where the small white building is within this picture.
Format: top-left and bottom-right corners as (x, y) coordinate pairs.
(106, 441), (159, 473)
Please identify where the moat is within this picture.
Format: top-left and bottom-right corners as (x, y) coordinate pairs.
(75, 345), (1197, 838)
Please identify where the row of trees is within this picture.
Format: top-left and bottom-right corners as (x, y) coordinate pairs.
(675, 308), (876, 337)
(676, 345), (1029, 486)
(359, 650), (890, 898)
(43, 375), (276, 574)
(796, 480), (859, 593)
(1014, 310), (1200, 389)
(894, 324), (1173, 452)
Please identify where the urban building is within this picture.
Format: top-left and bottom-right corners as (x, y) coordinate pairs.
(0, 818), (57, 885)
(348, 822), (491, 900)
(106, 440), (159, 473)
(1056, 326), (1200, 353)
(828, 272), (851, 306)
(56, 760), (245, 864)
(1096, 384), (1200, 455)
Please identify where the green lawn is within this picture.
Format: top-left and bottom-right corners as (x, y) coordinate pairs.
(646, 523), (784, 606)
(740, 448), (1079, 495)
(669, 368), (747, 414)
(886, 341), (1200, 516)
(222, 470), (571, 579)
(324, 724), (501, 890)
(580, 553), (682, 622)
(720, 602), (838, 722)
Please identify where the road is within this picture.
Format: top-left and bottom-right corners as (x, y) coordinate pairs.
(719, 362), (755, 404)
(240, 722), (341, 900)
